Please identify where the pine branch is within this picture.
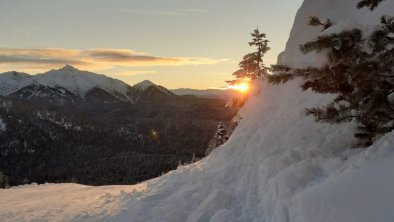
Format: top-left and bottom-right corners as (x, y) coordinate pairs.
(269, 15), (394, 145)
(357, 0), (385, 10)
(268, 73), (294, 85)
(309, 16), (323, 27)
(308, 16), (333, 31)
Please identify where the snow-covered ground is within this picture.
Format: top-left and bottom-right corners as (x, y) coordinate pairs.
(0, 184), (146, 221)
(1, 0), (394, 221)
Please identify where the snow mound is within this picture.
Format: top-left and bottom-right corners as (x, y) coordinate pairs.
(291, 136), (394, 222)
(279, 0), (394, 67)
(108, 80), (358, 222)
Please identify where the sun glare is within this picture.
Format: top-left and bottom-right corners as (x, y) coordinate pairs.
(229, 82), (249, 93)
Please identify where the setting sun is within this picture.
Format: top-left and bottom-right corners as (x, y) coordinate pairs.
(229, 82), (250, 93)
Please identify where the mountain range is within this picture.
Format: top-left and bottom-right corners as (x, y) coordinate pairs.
(171, 88), (236, 100)
(0, 65), (232, 110)
(0, 65), (178, 111)
(0, 65), (238, 187)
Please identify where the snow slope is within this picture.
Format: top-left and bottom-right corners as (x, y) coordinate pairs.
(0, 184), (146, 221)
(1, 0), (394, 221)
(279, 0), (394, 67)
(0, 71), (33, 96)
(35, 65), (134, 102)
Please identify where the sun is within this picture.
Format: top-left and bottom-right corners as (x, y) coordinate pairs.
(238, 83), (249, 92)
(228, 82), (250, 93)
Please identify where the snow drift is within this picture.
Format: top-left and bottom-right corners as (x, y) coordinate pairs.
(279, 0), (394, 68)
(1, 0), (394, 221)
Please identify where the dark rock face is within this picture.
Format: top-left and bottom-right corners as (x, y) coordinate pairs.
(8, 84), (84, 107)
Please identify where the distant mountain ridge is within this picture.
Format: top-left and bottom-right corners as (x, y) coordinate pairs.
(171, 88), (236, 99)
(0, 65), (174, 106)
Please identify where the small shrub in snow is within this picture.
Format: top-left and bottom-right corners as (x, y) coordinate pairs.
(0, 171), (9, 188)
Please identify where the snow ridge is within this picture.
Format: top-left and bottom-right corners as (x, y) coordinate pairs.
(0, 65), (169, 103)
(35, 65), (133, 102)
(0, 71), (33, 96)
(279, 0), (394, 68)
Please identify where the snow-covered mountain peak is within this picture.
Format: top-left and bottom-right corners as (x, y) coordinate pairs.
(0, 71), (33, 96)
(132, 80), (156, 90)
(45, 65), (81, 77)
(0, 66), (176, 103)
(34, 66), (133, 102)
(60, 64), (79, 72)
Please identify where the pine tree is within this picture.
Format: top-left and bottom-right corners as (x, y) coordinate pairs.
(357, 0), (385, 10)
(269, 15), (394, 146)
(214, 122), (229, 147)
(0, 171), (9, 188)
(227, 28), (270, 85)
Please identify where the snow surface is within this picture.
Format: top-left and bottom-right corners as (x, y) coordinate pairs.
(0, 71), (33, 96)
(278, 0), (394, 67)
(35, 65), (133, 102)
(1, 0), (394, 221)
(0, 184), (145, 221)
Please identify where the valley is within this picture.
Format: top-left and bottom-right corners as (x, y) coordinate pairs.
(0, 66), (238, 186)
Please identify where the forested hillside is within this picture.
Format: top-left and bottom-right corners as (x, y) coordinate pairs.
(0, 94), (237, 186)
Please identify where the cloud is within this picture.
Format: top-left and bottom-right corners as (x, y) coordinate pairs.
(0, 47), (227, 73)
(83, 49), (179, 64)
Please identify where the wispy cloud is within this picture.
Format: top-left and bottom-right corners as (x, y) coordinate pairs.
(0, 47), (227, 73)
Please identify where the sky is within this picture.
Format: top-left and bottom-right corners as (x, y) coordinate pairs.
(0, 0), (303, 89)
